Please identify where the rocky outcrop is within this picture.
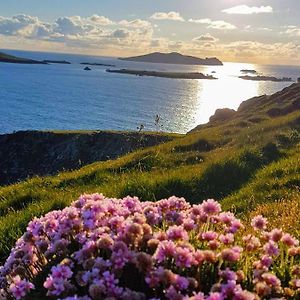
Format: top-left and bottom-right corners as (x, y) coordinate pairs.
(209, 108), (236, 122)
(0, 131), (175, 185)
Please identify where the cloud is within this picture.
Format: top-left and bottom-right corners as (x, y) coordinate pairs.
(119, 19), (151, 28)
(1, 14), (300, 64)
(150, 12), (184, 21)
(87, 15), (114, 26)
(55, 16), (94, 35)
(111, 29), (130, 38)
(284, 26), (300, 37)
(193, 33), (218, 43)
(0, 15), (40, 35)
(189, 18), (236, 30)
(243, 25), (273, 32)
(186, 39), (300, 65)
(0, 14), (157, 53)
(222, 5), (273, 15)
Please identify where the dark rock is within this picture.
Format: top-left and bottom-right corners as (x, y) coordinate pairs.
(209, 108), (236, 123)
(267, 108), (284, 117)
(81, 62), (115, 67)
(84, 67), (92, 71)
(241, 69), (257, 74)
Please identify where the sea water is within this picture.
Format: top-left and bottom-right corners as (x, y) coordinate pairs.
(1, 49), (300, 134)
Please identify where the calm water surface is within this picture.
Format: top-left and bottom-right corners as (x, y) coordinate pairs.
(1, 49), (300, 134)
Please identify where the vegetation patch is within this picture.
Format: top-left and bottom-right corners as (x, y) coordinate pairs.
(2, 195), (300, 299)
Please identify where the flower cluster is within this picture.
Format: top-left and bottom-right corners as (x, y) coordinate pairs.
(1, 194), (300, 299)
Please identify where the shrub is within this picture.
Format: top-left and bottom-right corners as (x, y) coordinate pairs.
(1, 194), (300, 299)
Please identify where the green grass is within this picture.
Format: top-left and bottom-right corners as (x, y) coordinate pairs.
(0, 84), (300, 262)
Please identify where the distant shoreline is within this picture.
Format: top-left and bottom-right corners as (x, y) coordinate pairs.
(106, 69), (217, 80)
(81, 62), (116, 67)
(239, 75), (293, 82)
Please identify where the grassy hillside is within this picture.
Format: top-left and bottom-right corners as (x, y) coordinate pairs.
(0, 83), (299, 262)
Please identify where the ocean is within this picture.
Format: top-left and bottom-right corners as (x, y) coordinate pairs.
(1, 49), (300, 134)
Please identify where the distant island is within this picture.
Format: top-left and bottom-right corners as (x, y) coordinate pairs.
(81, 62), (116, 67)
(119, 52), (223, 66)
(241, 69), (257, 74)
(43, 60), (71, 64)
(0, 51), (46, 64)
(106, 69), (217, 80)
(239, 75), (293, 82)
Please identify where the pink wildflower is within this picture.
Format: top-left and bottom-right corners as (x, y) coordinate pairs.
(263, 241), (279, 257)
(251, 215), (268, 231)
(9, 276), (34, 300)
(281, 233), (299, 247)
(167, 225), (189, 241)
(201, 199), (221, 215)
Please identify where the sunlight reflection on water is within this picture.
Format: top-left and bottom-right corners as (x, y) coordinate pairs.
(194, 63), (259, 125)
(1, 51), (299, 134)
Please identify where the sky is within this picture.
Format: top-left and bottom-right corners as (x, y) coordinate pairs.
(1, 0), (300, 64)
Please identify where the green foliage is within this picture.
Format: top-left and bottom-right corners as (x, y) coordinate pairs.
(0, 87), (300, 262)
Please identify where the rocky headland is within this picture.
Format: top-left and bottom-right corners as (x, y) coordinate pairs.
(0, 51), (47, 64)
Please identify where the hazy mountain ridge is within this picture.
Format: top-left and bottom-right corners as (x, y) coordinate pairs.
(120, 52), (223, 65)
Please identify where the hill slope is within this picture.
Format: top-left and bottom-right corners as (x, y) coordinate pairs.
(0, 51), (46, 64)
(0, 83), (299, 262)
(120, 52), (223, 65)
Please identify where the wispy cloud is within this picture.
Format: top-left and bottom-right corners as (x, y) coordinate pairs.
(222, 5), (273, 15)
(150, 12), (184, 21)
(189, 18), (236, 30)
(283, 25), (300, 37)
(193, 33), (218, 43)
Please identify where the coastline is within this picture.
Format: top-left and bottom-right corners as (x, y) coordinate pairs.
(106, 69), (217, 80)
